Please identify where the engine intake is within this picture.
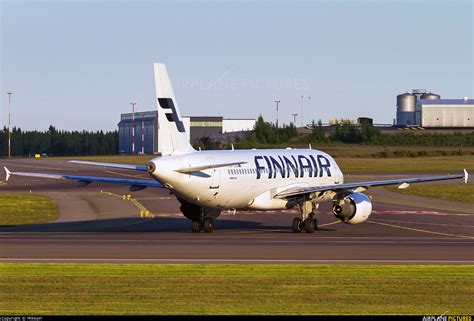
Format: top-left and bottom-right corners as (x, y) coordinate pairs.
(332, 192), (372, 224)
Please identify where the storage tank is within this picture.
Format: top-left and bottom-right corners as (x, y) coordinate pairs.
(396, 93), (417, 126)
(420, 92), (441, 100)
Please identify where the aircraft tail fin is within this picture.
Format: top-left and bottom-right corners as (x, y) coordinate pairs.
(154, 63), (194, 156)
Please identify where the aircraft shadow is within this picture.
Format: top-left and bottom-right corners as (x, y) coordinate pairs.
(0, 216), (337, 233)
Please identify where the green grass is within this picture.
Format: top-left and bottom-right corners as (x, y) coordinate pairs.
(0, 264), (472, 315)
(0, 194), (58, 225)
(386, 185), (474, 203)
(337, 155), (473, 173)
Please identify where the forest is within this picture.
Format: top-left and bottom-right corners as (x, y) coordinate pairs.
(0, 126), (118, 157)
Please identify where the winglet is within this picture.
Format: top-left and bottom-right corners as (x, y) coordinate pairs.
(4, 167), (11, 181)
(464, 169), (469, 184)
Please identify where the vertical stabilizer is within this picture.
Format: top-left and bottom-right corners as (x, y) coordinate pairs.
(154, 63), (194, 155)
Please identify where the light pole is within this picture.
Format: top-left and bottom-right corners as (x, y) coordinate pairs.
(291, 113), (298, 125)
(7, 92), (12, 158)
(300, 95), (304, 127)
(131, 102), (136, 155)
(307, 96), (311, 124)
(300, 95), (311, 127)
(141, 113), (145, 155)
(274, 100), (280, 128)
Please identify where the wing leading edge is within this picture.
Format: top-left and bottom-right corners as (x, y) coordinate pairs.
(4, 167), (163, 190)
(274, 170), (468, 199)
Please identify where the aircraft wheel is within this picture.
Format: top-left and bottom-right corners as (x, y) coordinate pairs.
(191, 220), (201, 233)
(292, 217), (302, 233)
(304, 218), (315, 233)
(202, 217), (214, 233)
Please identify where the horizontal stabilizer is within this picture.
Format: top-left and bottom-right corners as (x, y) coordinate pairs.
(4, 167), (11, 181)
(175, 161), (247, 174)
(69, 160), (147, 171)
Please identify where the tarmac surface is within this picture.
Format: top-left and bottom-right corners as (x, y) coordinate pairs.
(0, 158), (473, 265)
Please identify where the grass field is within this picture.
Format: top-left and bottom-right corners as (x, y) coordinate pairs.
(54, 154), (474, 173)
(336, 155), (473, 173)
(0, 264), (472, 315)
(0, 194), (58, 225)
(386, 185), (474, 203)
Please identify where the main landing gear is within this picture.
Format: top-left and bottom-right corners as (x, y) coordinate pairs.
(192, 217), (214, 233)
(292, 200), (318, 233)
(178, 198), (221, 233)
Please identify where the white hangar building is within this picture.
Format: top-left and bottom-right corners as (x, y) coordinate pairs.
(416, 98), (474, 128)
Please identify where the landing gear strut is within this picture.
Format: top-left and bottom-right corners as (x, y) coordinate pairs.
(292, 200), (318, 233)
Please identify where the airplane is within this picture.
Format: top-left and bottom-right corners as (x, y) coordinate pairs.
(4, 63), (469, 233)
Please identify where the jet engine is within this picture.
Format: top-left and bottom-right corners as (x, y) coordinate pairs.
(332, 192), (372, 224)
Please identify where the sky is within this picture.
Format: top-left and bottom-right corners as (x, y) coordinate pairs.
(1, 0), (473, 131)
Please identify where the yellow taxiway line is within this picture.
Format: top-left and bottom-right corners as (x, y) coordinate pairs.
(100, 190), (155, 218)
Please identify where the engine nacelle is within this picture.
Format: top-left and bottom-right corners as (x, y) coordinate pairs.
(332, 192), (372, 224)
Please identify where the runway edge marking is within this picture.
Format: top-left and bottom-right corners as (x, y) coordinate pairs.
(368, 220), (474, 240)
(0, 258), (473, 264)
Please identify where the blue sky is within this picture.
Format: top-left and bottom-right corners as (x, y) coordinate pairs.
(1, 0), (472, 131)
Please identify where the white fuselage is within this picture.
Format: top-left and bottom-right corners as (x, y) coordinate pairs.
(148, 148), (344, 210)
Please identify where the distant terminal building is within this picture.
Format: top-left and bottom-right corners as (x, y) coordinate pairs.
(118, 111), (158, 154)
(416, 98), (474, 128)
(396, 89), (473, 127)
(327, 118), (373, 126)
(118, 111), (255, 154)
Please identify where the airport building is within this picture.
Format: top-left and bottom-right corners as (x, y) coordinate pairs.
(396, 90), (474, 127)
(416, 98), (474, 127)
(118, 111), (255, 154)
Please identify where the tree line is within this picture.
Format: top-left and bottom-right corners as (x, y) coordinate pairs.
(234, 116), (474, 148)
(0, 126), (118, 157)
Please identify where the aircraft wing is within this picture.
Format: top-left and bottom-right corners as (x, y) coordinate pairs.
(4, 167), (163, 190)
(69, 160), (147, 171)
(274, 170), (468, 199)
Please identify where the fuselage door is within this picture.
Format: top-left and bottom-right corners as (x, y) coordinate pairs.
(207, 157), (220, 189)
